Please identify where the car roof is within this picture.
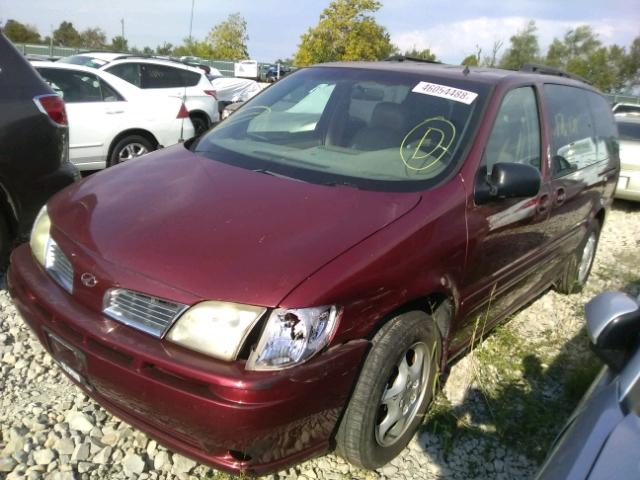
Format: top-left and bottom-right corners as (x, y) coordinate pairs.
(103, 57), (206, 75)
(31, 60), (101, 74)
(73, 52), (131, 62)
(314, 61), (599, 91)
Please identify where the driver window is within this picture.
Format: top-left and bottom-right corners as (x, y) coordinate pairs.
(484, 87), (541, 172)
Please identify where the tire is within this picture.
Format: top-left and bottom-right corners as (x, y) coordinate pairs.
(189, 114), (209, 136)
(556, 221), (600, 294)
(108, 135), (154, 167)
(336, 311), (441, 469)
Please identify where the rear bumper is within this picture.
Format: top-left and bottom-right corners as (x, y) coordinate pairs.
(615, 168), (640, 202)
(8, 244), (368, 475)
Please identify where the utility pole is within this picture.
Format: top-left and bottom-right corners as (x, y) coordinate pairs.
(189, 0), (195, 44)
(121, 18), (125, 40)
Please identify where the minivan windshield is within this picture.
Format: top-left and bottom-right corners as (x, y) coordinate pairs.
(194, 67), (490, 191)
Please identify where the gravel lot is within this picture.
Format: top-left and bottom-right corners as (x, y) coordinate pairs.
(1, 200), (639, 480)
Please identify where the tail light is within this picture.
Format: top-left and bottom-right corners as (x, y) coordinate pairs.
(203, 90), (218, 100)
(177, 103), (190, 119)
(33, 94), (68, 126)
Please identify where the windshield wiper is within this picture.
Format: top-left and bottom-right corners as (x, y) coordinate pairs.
(252, 168), (308, 183)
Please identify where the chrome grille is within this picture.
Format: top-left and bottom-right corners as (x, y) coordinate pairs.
(103, 289), (188, 338)
(45, 240), (74, 293)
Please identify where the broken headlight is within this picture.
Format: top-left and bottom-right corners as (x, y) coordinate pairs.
(245, 306), (339, 371)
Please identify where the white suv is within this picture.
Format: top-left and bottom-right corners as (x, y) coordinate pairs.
(60, 53), (220, 134)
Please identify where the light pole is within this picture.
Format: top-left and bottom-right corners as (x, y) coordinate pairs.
(189, 0), (195, 51)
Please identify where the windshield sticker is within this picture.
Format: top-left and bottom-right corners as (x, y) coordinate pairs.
(412, 82), (478, 105)
(400, 117), (456, 171)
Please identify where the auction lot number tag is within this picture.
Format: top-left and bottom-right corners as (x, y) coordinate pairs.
(412, 81), (478, 105)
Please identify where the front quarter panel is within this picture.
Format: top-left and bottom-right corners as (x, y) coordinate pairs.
(281, 175), (468, 347)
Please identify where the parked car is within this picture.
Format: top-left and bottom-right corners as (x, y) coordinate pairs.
(60, 53), (219, 134)
(8, 61), (619, 475)
(265, 64), (292, 82)
(536, 291), (640, 480)
(612, 102), (640, 116)
(209, 77), (261, 115)
(614, 114), (640, 201)
(32, 61), (195, 171)
(0, 32), (78, 265)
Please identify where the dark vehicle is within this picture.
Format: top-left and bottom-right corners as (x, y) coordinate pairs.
(9, 60), (618, 475)
(265, 64), (292, 82)
(537, 291), (640, 480)
(0, 32), (78, 264)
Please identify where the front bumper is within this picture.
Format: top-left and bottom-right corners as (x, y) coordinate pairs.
(615, 168), (640, 202)
(8, 244), (368, 475)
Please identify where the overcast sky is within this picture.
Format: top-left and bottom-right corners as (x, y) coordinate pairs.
(1, 0), (638, 63)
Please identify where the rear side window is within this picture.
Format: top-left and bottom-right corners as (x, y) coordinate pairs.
(140, 64), (200, 88)
(106, 63), (141, 87)
(38, 68), (104, 103)
(587, 91), (618, 162)
(544, 84), (601, 177)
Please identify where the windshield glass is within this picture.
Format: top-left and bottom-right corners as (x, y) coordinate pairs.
(58, 55), (108, 69)
(617, 120), (640, 141)
(194, 67), (490, 191)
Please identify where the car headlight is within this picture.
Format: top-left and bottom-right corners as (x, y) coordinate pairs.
(166, 301), (266, 361)
(246, 305), (339, 371)
(30, 205), (51, 266)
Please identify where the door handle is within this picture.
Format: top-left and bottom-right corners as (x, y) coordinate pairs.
(555, 187), (566, 206)
(537, 194), (550, 215)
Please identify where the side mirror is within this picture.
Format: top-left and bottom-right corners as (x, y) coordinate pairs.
(475, 162), (541, 205)
(586, 291), (640, 372)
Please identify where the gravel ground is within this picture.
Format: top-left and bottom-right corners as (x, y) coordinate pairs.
(1, 200), (639, 480)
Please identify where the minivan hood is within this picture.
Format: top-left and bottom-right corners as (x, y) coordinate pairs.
(49, 145), (420, 307)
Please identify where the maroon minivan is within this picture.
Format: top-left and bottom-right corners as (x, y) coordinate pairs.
(8, 61), (619, 474)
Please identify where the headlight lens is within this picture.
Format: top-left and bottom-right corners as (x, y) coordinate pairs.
(246, 305), (339, 371)
(166, 301), (266, 361)
(30, 205), (51, 266)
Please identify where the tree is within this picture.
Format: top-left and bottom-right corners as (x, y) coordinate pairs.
(621, 36), (640, 90)
(481, 40), (503, 67)
(403, 47), (437, 61)
(461, 54), (479, 67)
(52, 21), (81, 47)
(206, 13), (249, 60)
(499, 20), (539, 70)
(294, 0), (395, 66)
(79, 27), (106, 49)
(155, 42), (174, 56)
(2, 19), (41, 43)
(110, 35), (128, 52)
(545, 25), (601, 68)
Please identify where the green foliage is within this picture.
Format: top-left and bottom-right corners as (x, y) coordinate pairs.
(110, 35), (128, 53)
(499, 20), (539, 70)
(173, 38), (214, 58)
(52, 21), (81, 47)
(79, 27), (106, 49)
(155, 42), (174, 56)
(2, 19), (41, 43)
(543, 25), (639, 92)
(461, 54), (479, 67)
(404, 47), (437, 61)
(206, 13), (249, 60)
(294, 0), (396, 66)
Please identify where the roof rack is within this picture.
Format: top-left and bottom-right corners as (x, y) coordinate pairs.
(520, 63), (591, 85)
(384, 55), (442, 65)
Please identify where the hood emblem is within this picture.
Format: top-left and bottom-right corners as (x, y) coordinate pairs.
(81, 273), (98, 288)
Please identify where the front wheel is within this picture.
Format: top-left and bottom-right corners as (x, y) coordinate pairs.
(556, 221), (600, 294)
(108, 135), (154, 167)
(336, 311), (441, 469)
